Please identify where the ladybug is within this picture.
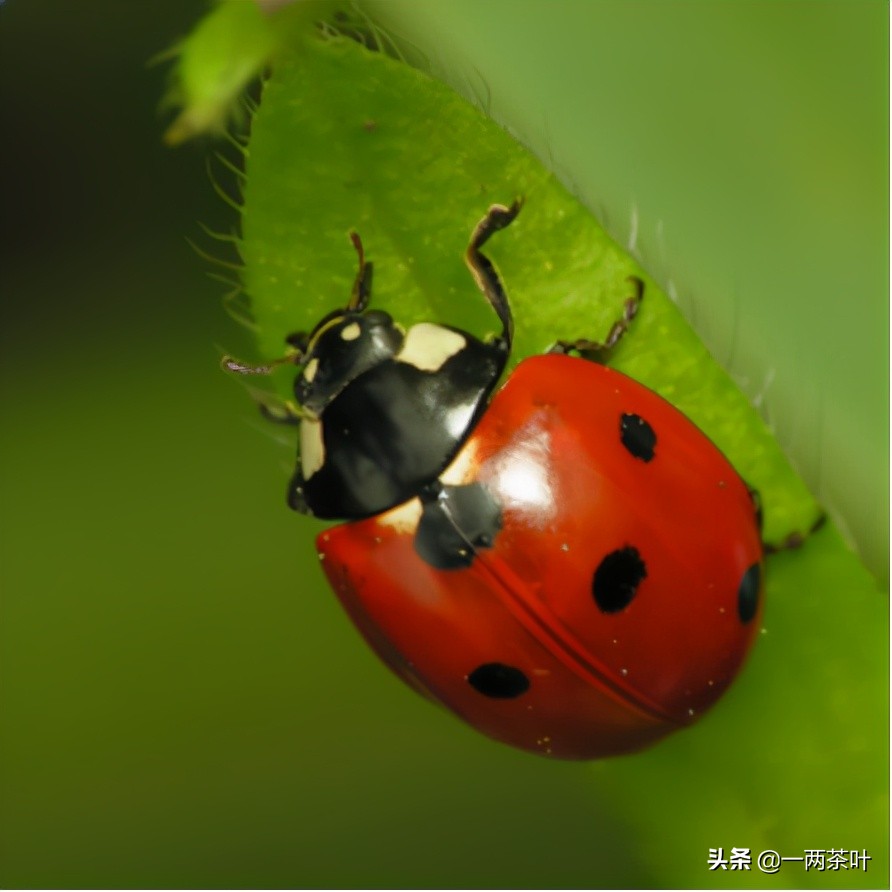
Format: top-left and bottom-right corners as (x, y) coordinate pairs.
(234, 201), (764, 759)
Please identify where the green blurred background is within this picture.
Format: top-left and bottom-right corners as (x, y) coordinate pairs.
(0, 2), (886, 889)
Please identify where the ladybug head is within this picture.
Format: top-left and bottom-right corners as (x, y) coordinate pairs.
(292, 309), (404, 416)
(288, 232), (405, 416)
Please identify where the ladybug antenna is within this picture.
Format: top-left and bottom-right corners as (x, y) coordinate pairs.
(220, 352), (299, 376)
(347, 231), (373, 312)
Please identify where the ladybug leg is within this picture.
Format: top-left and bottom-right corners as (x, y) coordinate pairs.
(221, 354), (307, 426)
(763, 512), (827, 555)
(259, 401), (302, 426)
(549, 276), (644, 363)
(465, 199), (523, 352)
(746, 482), (826, 554)
(745, 483), (765, 533)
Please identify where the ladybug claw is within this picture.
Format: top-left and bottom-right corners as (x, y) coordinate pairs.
(763, 512), (827, 555)
(548, 276), (645, 364)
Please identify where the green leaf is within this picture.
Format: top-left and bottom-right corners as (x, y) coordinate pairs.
(160, 0), (336, 145)
(241, 31), (820, 543)
(594, 523), (888, 889)
(225, 23), (886, 890)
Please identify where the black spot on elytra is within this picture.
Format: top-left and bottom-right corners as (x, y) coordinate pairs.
(738, 563), (761, 623)
(593, 546), (647, 613)
(467, 663), (530, 699)
(620, 413), (656, 462)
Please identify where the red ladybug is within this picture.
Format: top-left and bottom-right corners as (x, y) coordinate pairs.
(238, 201), (764, 759)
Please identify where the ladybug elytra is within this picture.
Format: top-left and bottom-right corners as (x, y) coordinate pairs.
(233, 202), (764, 759)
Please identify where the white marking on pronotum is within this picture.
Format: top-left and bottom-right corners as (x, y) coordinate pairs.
(300, 417), (326, 478)
(396, 323), (465, 372)
(340, 322), (361, 341)
(376, 497), (423, 533)
(303, 357), (319, 382)
(439, 439), (480, 486)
